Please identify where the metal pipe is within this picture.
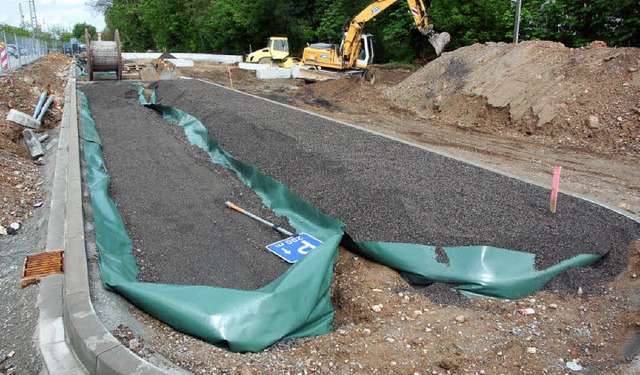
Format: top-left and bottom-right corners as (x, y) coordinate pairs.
(513, 0), (522, 43)
(36, 95), (53, 122)
(33, 91), (47, 118)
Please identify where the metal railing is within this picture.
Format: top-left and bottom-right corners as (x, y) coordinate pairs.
(1, 31), (61, 72)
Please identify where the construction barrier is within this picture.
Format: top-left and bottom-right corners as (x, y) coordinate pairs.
(0, 42), (8, 70)
(78, 85), (603, 352)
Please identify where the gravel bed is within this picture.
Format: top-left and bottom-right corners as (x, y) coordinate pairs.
(154, 79), (639, 297)
(80, 82), (290, 290)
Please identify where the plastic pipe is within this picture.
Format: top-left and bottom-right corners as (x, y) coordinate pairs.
(36, 95), (54, 122)
(33, 91), (47, 118)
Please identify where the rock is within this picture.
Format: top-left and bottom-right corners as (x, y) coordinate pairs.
(549, 303), (558, 309)
(128, 338), (139, 349)
(567, 360), (583, 371)
(433, 95), (444, 111)
(240, 365), (253, 375)
(455, 315), (466, 323)
(23, 76), (35, 84)
(585, 115), (599, 129)
(578, 287), (584, 295)
(437, 358), (461, 370)
(362, 328), (371, 336)
(589, 40), (607, 48)
(7, 222), (20, 235)
(371, 304), (383, 312)
(0, 225), (7, 236)
(337, 329), (347, 335)
(526, 347), (537, 354)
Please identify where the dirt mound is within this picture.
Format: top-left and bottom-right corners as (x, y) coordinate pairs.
(0, 51), (71, 228)
(387, 41), (640, 155)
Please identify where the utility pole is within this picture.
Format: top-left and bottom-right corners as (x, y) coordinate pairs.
(18, 3), (26, 29)
(513, 0), (522, 43)
(29, 0), (38, 31)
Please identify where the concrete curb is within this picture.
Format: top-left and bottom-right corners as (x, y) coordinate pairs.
(38, 67), (171, 374)
(122, 52), (243, 63)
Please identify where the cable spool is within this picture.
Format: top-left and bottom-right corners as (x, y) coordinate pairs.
(85, 29), (122, 81)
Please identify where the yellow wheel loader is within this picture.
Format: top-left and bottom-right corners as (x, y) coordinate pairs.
(245, 37), (298, 67)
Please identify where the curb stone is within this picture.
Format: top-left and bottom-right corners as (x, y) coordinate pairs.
(37, 67), (171, 374)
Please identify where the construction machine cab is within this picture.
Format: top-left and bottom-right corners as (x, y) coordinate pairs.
(245, 37), (290, 66)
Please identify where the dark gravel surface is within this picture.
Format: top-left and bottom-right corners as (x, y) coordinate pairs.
(80, 82), (290, 290)
(153, 79), (639, 296)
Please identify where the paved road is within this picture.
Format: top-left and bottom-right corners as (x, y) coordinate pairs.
(78, 79), (638, 298)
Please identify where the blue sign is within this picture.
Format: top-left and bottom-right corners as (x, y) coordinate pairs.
(266, 233), (322, 263)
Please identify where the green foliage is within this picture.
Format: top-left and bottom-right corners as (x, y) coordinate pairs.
(94, 0), (639, 61)
(0, 24), (32, 37)
(60, 32), (73, 42)
(72, 23), (98, 40)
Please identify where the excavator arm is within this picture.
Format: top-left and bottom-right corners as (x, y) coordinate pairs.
(341, 0), (449, 68)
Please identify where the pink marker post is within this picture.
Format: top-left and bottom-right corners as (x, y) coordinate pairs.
(227, 66), (234, 89)
(550, 166), (562, 213)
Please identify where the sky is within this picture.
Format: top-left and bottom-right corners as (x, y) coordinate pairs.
(0, 0), (106, 33)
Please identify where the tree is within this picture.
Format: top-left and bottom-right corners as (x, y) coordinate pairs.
(538, 0), (640, 47)
(72, 23), (97, 41)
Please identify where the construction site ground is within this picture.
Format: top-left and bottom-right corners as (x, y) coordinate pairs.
(0, 41), (639, 375)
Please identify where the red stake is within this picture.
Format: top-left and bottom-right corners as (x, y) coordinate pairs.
(227, 66), (233, 89)
(550, 166), (562, 213)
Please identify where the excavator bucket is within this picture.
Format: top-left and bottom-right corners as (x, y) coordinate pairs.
(429, 32), (451, 56)
(139, 59), (181, 81)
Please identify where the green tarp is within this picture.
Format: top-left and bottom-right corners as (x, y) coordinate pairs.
(78, 86), (601, 352)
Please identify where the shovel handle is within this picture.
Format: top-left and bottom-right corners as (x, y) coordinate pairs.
(225, 201), (293, 237)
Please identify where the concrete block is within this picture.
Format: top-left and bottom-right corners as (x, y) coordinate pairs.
(7, 109), (40, 129)
(291, 65), (301, 78)
(256, 67), (292, 80)
(122, 53), (243, 63)
(239, 62), (268, 71)
(40, 342), (88, 375)
(164, 58), (194, 68)
(23, 129), (45, 158)
(64, 292), (120, 374)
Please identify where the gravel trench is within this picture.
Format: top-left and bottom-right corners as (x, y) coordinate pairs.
(152, 79), (639, 296)
(80, 82), (290, 290)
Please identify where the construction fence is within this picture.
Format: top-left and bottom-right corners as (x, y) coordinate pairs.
(1, 31), (61, 72)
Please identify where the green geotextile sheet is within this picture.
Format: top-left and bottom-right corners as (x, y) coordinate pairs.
(78, 87), (602, 352)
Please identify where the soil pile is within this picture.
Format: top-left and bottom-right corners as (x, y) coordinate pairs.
(0, 52), (71, 229)
(387, 41), (640, 155)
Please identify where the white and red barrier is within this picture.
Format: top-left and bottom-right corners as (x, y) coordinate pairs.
(0, 42), (9, 70)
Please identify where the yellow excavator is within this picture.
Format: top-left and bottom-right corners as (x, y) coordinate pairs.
(299, 0), (449, 80)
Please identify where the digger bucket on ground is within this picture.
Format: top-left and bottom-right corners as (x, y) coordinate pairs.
(429, 32), (451, 56)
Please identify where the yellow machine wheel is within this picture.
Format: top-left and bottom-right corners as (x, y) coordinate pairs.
(258, 58), (275, 67)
